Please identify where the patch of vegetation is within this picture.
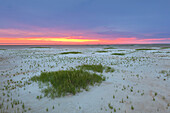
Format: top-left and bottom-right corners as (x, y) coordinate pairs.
(160, 70), (168, 74)
(96, 51), (108, 53)
(28, 108), (31, 111)
(77, 64), (115, 73)
(118, 50), (125, 51)
(111, 53), (125, 55)
(104, 47), (117, 49)
(0, 49), (6, 50)
(60, 52), (82, 54)
(108, 103), (113, 109)
(161, 47), (170, 49)
(46, 108), (48, 112)
(31, 69), (105, 98)
(105, 67), (115, 73)
(77, 64), (105, 73)
(36, 95), (43, 100)
(131, 105), (134, 110)
(29, 47), (51, 48)
(22, 103), (25, 109)
(135, 48), (156, 51)
(159, 70), (170, 78)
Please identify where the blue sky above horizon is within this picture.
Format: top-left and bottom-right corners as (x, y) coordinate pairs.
(0, 0), (170, 44)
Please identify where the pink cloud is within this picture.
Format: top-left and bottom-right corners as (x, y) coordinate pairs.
(0, 28), (170, 45)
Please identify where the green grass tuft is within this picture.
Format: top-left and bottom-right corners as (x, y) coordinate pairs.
(96, 51), (108, 53)
(131, 105), (134, 110)
(31, 69), (105, 98)
(111, 53), (125, 55)
(104, 47), (117, 49)
(77, 64), (115, 73)
(77, 64), (105, 73)
(161, 47), (170, 49)
(135, 48), (156, 51)
(108, 103), (113, 109)
(60, 52), (82, 54)
(105, 67), (115, 73)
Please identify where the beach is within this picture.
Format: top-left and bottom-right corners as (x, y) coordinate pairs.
(0, 45), (170, 113)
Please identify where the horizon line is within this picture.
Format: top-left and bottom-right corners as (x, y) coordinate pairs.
(0, 43), (170, 46)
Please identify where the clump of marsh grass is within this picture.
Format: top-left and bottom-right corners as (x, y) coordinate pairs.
(108, 103), (113, 109)
(135, 48), (156, 51)
(60, 52), (82, 54)
(22, 103), (25, 109)
(46, 108), (48, 112)
(111, 53), (125, 55)
(131, 105), (134, 110)
(160, 47), (170, 49)
(28, 108), (31, 111)
(31, 69), (105, 98)
(105, 67), (115, 73)
(96, 51), (108, 53)
(77, 64), (105, 73)
(159, 70), (170, 78)
(104, 47), (117, 49)
(77, 64), (115, 73)
(159, 70), (168, 74)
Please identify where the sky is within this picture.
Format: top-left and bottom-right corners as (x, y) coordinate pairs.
(0, 0), (170, 45)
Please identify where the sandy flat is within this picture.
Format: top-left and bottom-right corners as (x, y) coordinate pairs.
(0, 46), (170, 113)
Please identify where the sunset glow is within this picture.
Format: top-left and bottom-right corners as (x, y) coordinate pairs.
(0, 0), (170, 45)
(27, 37), (99, 42)
(0, 36), (170, 45)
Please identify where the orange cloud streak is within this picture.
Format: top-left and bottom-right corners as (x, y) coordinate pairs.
(0, 37), (169, 45)
(0, 37), (99, 45)
(0, 28), (170, 45)
(26, 37), (99, 42)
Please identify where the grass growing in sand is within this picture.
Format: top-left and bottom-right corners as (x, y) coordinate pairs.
(77, 64), (105, 73)
(31, 69), (105, 98)
(104, 47), (117, 49)
(105, 66), (115, 73)
(96, 51), (108, 53)
(60, 52), (82, 54)
(108, 103), (113, 109)
(160, 47), (170, 49)
(77, 64), (115, 73)
(135, 48), (156, 51)
(159, 70), (170, 78)
(111, 53), (125, 55)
